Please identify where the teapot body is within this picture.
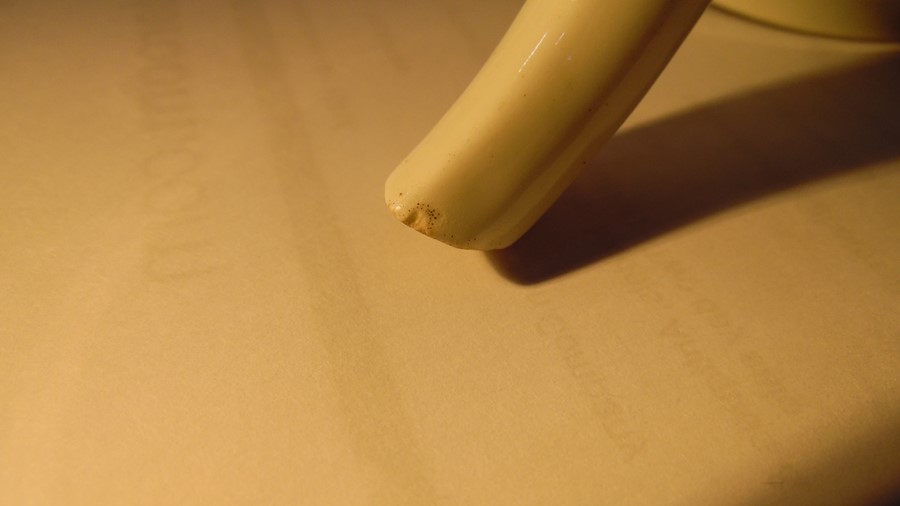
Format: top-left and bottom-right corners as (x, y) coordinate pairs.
(715, 0), (900, 41)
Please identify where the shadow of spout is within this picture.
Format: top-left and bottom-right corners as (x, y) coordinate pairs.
(488, 54), (900, 284)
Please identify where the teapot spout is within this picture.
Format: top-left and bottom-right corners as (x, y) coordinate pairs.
(385, 0), (711, 250)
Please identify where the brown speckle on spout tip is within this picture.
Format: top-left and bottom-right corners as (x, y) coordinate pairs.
(387, 198), (442, 237)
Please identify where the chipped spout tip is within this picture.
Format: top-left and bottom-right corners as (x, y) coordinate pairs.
(386, 194), (487, 249)
(387, 197), (443, 238)
(385, 188), (522, 251)
(393, 205), (430, 235)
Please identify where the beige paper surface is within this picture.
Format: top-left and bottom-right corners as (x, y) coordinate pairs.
(1, 1), (899, 504)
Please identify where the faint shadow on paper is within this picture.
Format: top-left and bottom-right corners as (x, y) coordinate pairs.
(734, 408), (900, 506)
(488, 54), (900, 284)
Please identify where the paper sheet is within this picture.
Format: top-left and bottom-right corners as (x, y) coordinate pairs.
(2, 1), (899, 504)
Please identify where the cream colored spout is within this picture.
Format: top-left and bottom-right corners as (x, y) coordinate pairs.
(384, 0), (711, 250)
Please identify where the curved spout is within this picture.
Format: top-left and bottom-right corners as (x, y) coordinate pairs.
(385, 0), (711, 250)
